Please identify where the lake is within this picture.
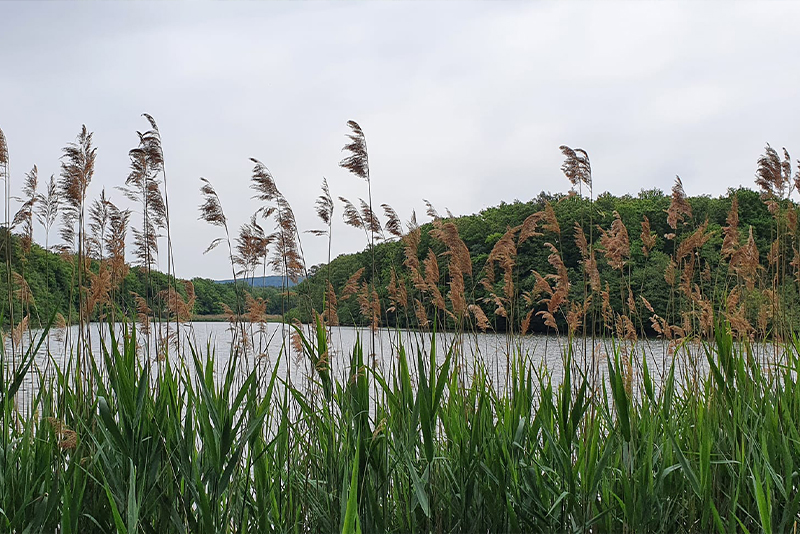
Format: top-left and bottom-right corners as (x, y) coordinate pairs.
(8, 320), (786, 410)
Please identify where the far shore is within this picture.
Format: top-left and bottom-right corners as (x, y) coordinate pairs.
(189, 314), (285, 323)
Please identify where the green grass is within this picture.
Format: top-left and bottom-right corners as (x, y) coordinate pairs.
(1, 319), (799, 533)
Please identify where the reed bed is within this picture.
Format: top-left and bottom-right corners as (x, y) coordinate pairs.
(0, 119), (799, 532)
(2, 320), (799, 533)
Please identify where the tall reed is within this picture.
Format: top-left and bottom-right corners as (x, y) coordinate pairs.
(58, 125), (96, 379)
(3, 116), (800, 533)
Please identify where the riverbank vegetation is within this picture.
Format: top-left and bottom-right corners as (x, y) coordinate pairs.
(1, 118), (799, 531)
(0, 231), (291, 327)
(3, 319), (799, 533)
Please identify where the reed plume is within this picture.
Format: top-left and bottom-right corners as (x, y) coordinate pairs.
(290, 318), (304, 357)
(566, 298), (591, 337)
(59, 125), (97, 249)
(386, 268), (406, 314)
(46, 417), (78, 450)
(730, 226), (761, 291)
(137, 114), (181, 349)
(9, 314), (28, 352)
(585, 250), (601, 292)
(676, 221), (710, 263)
(35, 173), (60, 252)
(12, 272), (34, 308)
(198, 176), (247, 326)
(402, 225), (424, 289)
(106, 203), (130, 287)
(310, 177), (337, 333)
(530, 243), (570, 332)
(424, 199), (441, 221)
(430, 220), (472, 317)
(183, 280), (196, 313)
(243, 292), (266, 323)
(340, 120), (369, 181)
(341, 267), (364, 301)
(357, 281), (381, 330)
(159, 282), (195, 323)
(324, 280), (339, 326)
(119, 122), (170, 355)
(311, 179), (335, 239)
(139, 115), (174, 264)
(59, 126), (96, 252)
(340, 196), (366, 232)
(85, 263), (112, 319)
(559, 145), (592, 196)
(640, 215), (656, 257)
(518, 211), (544, 245)
(131, 292), (152, 336)
(721, 196), (739, 258)
(59, 125), (96, 370)
(666, 176), (692, 230)
(597, 211), (630, 271)
(199, 176), (254, 353)
(49, 311), (66, 343)
(468, 303), (490, 331)
(479, 225), (521, 329)
(423, 248), (440, 288)
(199, 178), (229, 240)
(574, 221), (588, 258)
(87, 188), (112, 260)
(414, 298), (429, 328)
(338, 120), (373, 242)
(359, 199), (383, 238)
(12, 165), (38, 253)
(725, 287), (753, 340)
(541, 202), (560, 235)
(314, 177), (334, 229)
(381, 204), (402, 238)
(122, 140), (166, 269)
(518, 309), (533, 335)
(422, 249), (447, 311)
(218, 302), (236, 324)
(0, 127), (8, 166)
(756, 144), (791, 199)
(235, 215), (273, 280)
(250, 158), (305, 284)
(0, 126), (11, 337)
(340, 120), (381, 354)
(483, 226), (518, 294)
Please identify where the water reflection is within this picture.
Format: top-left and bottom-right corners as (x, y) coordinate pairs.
(5, 321), (789, 405)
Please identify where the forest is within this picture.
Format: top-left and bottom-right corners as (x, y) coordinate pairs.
(2, 117), (800, 532)
(5, 181), (791, 340)
(294, 183), (794, 338)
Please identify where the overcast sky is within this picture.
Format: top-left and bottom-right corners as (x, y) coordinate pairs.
(1, 1), (799, 280)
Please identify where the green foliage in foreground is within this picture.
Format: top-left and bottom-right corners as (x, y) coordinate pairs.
(2, 322), (800, 533)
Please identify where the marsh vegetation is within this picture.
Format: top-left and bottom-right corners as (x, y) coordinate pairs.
(1, 118), (799, 532)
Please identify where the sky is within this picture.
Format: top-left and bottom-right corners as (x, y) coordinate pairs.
(1, 1), (799, 280)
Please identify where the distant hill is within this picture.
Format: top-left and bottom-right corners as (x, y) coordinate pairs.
(0, 229), (292, 326)
(214, 275), (302, 288)
(294, 187), (794, 333)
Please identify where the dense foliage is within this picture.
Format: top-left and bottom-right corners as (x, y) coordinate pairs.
(2, 322), (799, 532)
(3, 116), (800, 532)
(297, 186), (793, 335)
(0, 229), (287, 326)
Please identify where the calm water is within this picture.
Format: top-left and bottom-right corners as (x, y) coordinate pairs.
(4, 321), (788, 406)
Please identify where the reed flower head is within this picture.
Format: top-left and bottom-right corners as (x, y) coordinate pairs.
(339, 120), (369, 181)
(666, 176), (692, 230)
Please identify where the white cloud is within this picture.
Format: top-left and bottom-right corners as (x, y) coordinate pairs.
(1, 1), (798, 278)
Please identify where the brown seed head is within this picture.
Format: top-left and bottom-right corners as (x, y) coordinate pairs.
(666, 176), (692, 230)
